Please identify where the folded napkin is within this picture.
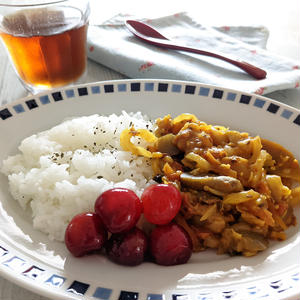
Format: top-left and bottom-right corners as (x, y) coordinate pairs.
(87, 12), (300, 95)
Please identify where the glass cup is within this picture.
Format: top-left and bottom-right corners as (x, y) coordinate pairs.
(0, 0), (90, 94)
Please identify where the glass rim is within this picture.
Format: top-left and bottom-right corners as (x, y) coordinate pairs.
(0, 0), (71, 7)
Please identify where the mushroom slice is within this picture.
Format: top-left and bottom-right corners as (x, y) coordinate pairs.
(156, 133), (180, 156)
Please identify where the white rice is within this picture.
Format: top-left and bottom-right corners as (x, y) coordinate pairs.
(1, 111), (155, 241)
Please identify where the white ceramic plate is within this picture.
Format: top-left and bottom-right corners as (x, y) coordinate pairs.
(0, 79), (299, 300)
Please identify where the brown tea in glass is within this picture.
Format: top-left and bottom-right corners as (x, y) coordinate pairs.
(0, 0), (90, 93)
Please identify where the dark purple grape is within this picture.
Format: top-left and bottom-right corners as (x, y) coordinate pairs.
(150, 223), (192, 266)
(105, 227), (148, 266)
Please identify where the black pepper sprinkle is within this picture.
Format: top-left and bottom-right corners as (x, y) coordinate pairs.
(118, 171), (121, 176)
(94, 142), (96, 146)
(97, 175), (103, 179)
(153, 174), (163, 183)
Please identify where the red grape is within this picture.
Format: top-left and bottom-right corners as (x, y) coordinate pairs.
(150, 223), (192, 266)
(65, 212), (107, 257)
(141, 184), (182, 225)
(95, 188), (142, 233)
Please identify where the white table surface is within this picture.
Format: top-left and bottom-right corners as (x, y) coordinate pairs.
(0, 0), (299, 299)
